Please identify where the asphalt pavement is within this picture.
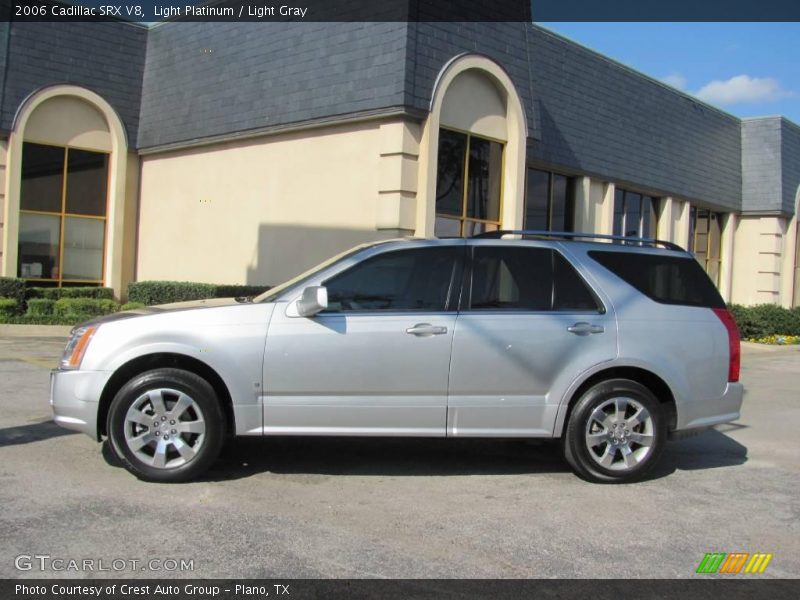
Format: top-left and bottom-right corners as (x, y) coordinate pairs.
(0, 335), (798, 579)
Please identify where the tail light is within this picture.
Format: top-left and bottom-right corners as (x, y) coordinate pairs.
(712, 308), (740, 383)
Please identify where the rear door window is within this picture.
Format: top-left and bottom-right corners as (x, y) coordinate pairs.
(469, 246), (600, 312)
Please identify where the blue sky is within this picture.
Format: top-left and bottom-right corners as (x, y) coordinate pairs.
(539, 23), (800, 124)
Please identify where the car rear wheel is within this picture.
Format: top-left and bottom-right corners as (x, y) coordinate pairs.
(107, 368), (225, 482)
(562, 378), (666, 483)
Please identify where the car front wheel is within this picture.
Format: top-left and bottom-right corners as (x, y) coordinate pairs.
(107, 368), (225, 482)
(562, 378), (666, 483)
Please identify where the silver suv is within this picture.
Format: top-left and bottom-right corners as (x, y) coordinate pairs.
(51, 232), (743, 483)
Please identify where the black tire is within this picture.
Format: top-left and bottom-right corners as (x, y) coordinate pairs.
(107, 368), (225, 483)
(562, 378), (666, 483)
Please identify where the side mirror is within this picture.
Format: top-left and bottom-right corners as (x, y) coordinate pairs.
(295, 286), (328, 317)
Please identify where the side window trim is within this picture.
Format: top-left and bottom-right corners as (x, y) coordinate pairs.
(552, 248), (606, 315)
(461, 244), (604, 314)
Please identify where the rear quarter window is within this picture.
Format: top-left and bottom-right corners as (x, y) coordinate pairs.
(588, 250), (725, 308)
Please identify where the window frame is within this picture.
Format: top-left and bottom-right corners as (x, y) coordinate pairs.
(461, 243), (604, 314)
(613, 188), (658, 239)
(688, 206), (724, 287)
(318, 245), (466, 315)
(434, 126), (505, 238)
(523, 167), (576, 232)
(17, 141), (110, 287)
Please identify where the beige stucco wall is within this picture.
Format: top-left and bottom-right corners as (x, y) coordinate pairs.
(731, 216), (787, 306)
(440, 70), (507, 141)
(780, 192), (799, 307)
(0, 139), (7, 274)
(573, 177), (614, 234)
(24, 96), (113, 152)
(137, 118), (417, 287)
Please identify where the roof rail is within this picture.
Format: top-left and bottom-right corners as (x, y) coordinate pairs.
(471, 230), (685, 251)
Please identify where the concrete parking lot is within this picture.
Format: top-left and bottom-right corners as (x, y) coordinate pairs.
(0, 333), (798, 579)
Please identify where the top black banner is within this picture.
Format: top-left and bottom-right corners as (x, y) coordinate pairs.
(2, 0), (800, 22)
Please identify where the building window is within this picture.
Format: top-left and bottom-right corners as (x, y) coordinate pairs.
(613, 189), (657, 238)
(434, 128), (503, 237)
(17, 142), (108, 286)
(688, 207), (723, 287)
(524, 169), (575, 232)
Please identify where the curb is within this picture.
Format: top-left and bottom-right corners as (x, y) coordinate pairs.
(741, 341), (800, 355)
(0, 324), (72, 338)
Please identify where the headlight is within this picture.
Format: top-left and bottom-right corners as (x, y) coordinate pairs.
(59, 326), (97, 370)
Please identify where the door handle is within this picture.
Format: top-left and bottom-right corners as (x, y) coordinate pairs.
(567, 322), (604, 336)
(406, 323), (448, 336)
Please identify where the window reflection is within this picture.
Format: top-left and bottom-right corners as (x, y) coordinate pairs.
(524, 168), (574, 232)
(17, 142), (109, 285)
(690, 207), (725, 287)
(435, 129), (503, 237)
(613, 188), (657, 238)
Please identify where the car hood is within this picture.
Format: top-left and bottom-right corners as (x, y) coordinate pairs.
(78, 297), (248, 330)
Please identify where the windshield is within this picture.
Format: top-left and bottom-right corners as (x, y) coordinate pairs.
(254, 243), (376, 303)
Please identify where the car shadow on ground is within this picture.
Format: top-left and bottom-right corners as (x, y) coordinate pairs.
(0, 420), (77, 448)
(645, 427), (748, 481)
(189, 428), (748, 483)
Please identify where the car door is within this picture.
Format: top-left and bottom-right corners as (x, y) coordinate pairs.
(262, 242), (465, 435)
(447, 242), (617, 436)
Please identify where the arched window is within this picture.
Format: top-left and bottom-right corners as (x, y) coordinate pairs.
(419, 55), (527, 238)
(3, 86), (129, 295)
(18, 142), (109, 285)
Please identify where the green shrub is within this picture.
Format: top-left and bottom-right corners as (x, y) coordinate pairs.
(127, 281), (216, 305)
(53, 298), (120, 322)
(214, 284), (271, 299)
(752, 304), (800, 336)
(128, 281), (270, 305)
(0, 314), (76, 325)
(0, 277), (26, 305)
(120, 302), (146, 311)
(728, 304), (758, 338)
(26, 298), (56, 317)
(26, 286), (114, 301)
(728, 303), (800, 338)
(0, 297), (20, 318)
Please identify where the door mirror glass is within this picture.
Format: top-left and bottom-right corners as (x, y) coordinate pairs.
(295, 286), (328, 317)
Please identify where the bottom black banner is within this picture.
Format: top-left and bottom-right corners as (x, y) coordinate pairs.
(2, 579), (798, 600)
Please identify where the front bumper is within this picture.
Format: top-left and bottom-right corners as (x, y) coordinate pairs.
(50, 369), (113, 441)
(676, 381), (745, 432)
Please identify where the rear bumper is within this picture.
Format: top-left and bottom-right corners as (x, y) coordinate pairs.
(50, 369), (112, 441)
(675, 381), (744, 432)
